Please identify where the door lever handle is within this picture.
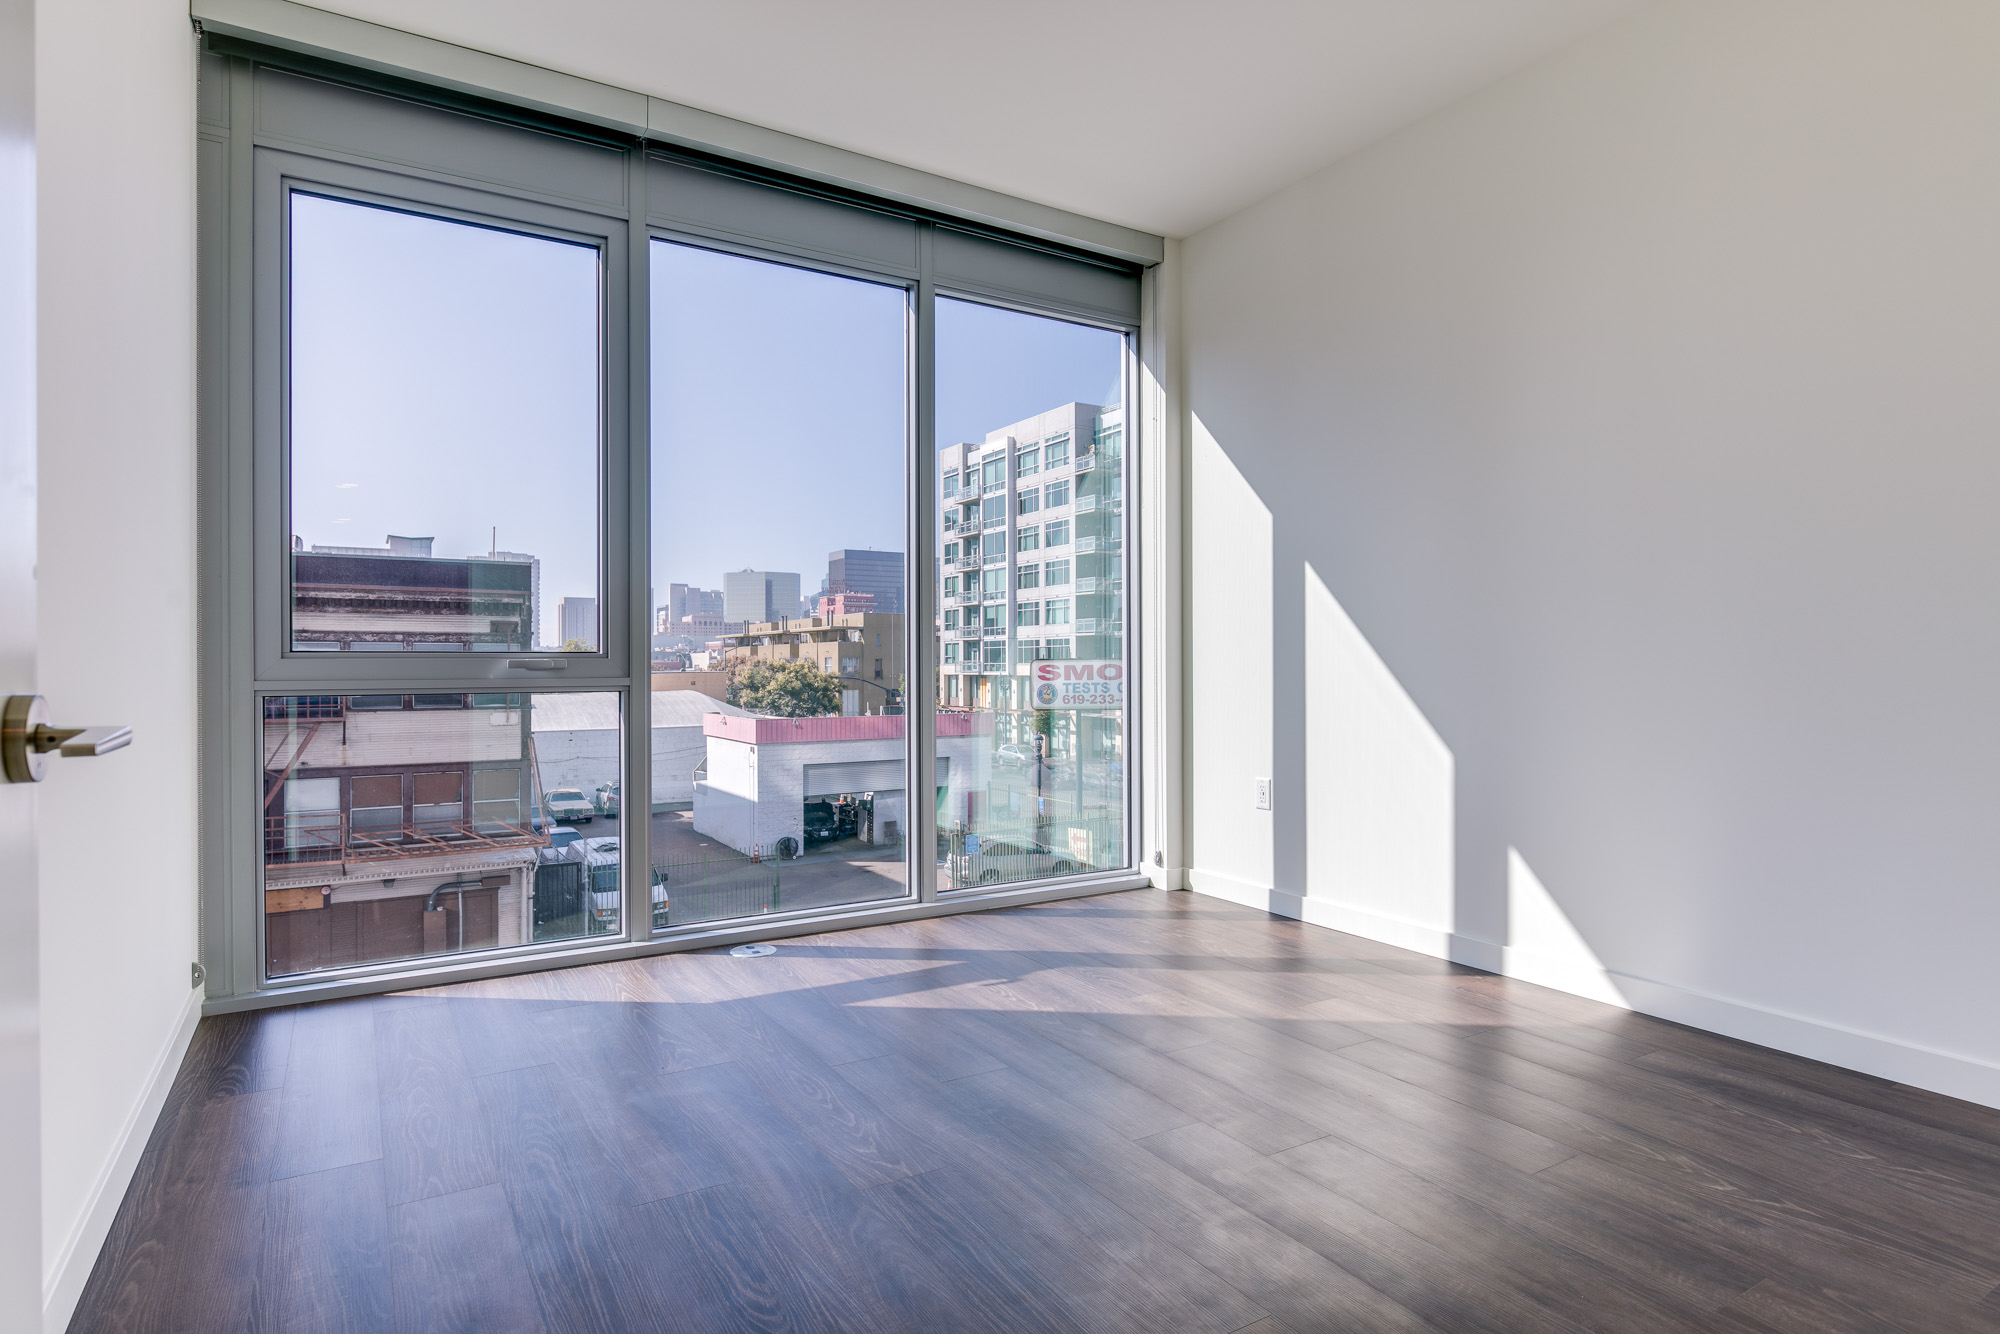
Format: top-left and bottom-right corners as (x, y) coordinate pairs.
(3, 695), (134, 783)
(43, 725), (134, 757)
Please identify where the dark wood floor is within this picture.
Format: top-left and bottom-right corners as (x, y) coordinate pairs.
(71, 890), (2000, 1333)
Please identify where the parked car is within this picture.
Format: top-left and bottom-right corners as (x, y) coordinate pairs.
(582, 836), (669, 931)
(537, 827), (584, 860)
(803, 801), (840, 844)
(995, 743), (1032, 768)
(582, 837), (622, 931)
(593, 783), (620, 818)
(542, 788), (594, 824)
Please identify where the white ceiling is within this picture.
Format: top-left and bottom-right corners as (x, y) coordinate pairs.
(309, 0), (1650, 238)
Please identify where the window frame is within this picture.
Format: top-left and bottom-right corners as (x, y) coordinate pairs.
(199, 44), (1150, 1007)
(253, 158), (636, 688)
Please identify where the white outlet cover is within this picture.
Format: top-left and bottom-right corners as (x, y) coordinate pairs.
(1254, 778), (1273, 810)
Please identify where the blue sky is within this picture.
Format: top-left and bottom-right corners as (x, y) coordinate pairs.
(650, 248), (1125, 603)
(289, 195), (600, 646)
(936, 295), (1124, 454)
(650, 242), (904, 600)
(289, 196), (1123, 640)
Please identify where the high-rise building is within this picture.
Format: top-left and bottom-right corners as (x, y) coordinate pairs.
(558, 596), (598, 649)
(658, 582), (725, 632)
(937, 401), (1124, 702)
(826, 548), (904, 615)
(723, 569), (800, 625)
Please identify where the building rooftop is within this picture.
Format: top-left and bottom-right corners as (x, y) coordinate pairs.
(529, 691), (750, 732)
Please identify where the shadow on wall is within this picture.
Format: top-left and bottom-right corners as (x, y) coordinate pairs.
(1189, 413), (1626, 1008)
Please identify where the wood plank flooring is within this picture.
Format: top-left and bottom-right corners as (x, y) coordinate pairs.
(69, 890), (2000, 1333)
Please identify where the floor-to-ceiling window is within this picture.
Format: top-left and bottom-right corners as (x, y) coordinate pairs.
(201, 50), (1146, 999)
(649, 241), (911, 924)
(934, 299), (1130, 888)
(268, 184), (625, 977)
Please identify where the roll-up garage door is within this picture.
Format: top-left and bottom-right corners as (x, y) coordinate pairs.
(803, 757), (947, 797)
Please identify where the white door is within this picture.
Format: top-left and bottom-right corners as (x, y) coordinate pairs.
(0, 0), (39, 1324)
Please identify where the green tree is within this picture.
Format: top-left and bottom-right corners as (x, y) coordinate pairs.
(727, 660), (842, 718)
(560, 638), (592, 653)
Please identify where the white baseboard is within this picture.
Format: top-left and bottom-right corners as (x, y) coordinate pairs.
(43, 986), (203, 1334)
(1189, 868), (1469, 960)
(1493, 945), (1631, 1008)
(1187, 871), (2000, 1112)
(1603, 970), (2000, 1111)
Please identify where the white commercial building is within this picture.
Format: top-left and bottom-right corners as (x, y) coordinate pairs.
(692, 713), (991, 858)
(530, 690), (751, 809)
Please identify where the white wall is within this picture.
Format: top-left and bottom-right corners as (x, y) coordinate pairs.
(1183, 0), (2000, 1107)
(35, 0), (201, 1326)
(0, 0), (41, 1327)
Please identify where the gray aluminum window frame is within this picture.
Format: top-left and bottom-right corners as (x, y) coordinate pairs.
(198, 41), (1152, 1012)
(255, 162), (635, 683)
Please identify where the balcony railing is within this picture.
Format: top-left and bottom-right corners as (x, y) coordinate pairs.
(266, 812), (546, 869)
(264, 695), (345, 720)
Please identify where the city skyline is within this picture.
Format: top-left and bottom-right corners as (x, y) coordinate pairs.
(289, 199), (1125, 652)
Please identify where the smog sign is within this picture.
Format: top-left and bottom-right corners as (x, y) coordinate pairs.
(1030, 660), (1126, 709)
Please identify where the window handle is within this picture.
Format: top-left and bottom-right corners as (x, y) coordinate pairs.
(507, 658), (567, 671)
(3, 695), (134, 783)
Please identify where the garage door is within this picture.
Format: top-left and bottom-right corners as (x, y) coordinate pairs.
(803, 756), (947, 797)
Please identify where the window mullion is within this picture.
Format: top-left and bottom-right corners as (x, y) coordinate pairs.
(624, 151), (653, 941)
(912, 224), (939, 904)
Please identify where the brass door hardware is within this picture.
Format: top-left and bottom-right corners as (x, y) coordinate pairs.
(2, 695), (133, 783)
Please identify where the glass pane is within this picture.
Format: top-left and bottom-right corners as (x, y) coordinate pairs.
(650, 241), (909, 927)
(261, 691), (624, 979)
(935, 297), (1127, 889)
(287, 194), (601, 654)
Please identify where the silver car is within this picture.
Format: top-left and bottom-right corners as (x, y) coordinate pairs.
(582, 836), (667, 932)
(543, 787), (594, 825)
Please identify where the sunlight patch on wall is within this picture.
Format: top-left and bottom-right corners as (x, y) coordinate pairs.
(1506, 847), (1628, 1008)
(1303, 562), (1454, 948)
(1188, 414), (1274, 895)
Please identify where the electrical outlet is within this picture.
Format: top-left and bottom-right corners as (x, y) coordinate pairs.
(1254, 777), (1273, 811)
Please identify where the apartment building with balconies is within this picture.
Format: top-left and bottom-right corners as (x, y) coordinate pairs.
(937, 401), (1124, 711)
